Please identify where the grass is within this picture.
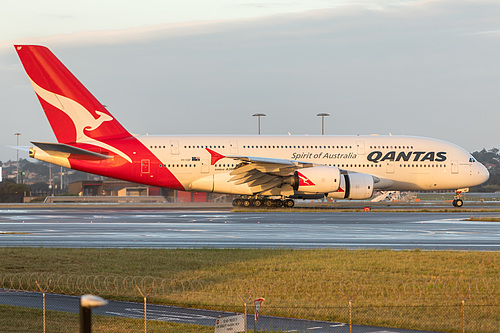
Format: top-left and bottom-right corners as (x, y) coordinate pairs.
(0, 232), (31, 235)
(465, 216), (500, 222)
(0, 248), (498, 332)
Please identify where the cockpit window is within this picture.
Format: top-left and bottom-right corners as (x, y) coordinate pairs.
(469, 158), (476, 163)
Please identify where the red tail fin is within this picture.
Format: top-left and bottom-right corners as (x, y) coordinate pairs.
(14, 45), (131, 143)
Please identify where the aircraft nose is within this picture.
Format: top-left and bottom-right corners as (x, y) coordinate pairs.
(476, 162), (490, 185)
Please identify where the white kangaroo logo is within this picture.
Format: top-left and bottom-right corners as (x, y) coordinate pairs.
(29, 77), (132, 163)
(85, 111), (113, 132)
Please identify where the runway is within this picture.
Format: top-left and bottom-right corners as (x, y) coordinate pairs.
(0, 208), (499, 250)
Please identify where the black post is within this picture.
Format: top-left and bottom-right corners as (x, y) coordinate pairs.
(80, 306), (92, 333)
(79, 295), (107, 333)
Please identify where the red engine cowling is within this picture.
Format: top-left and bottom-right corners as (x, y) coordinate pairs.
(327, 173), (374, 199)
(292, 166), (341, 194)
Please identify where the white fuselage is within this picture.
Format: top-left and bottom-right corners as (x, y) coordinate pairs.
(137, 134), (489, 193)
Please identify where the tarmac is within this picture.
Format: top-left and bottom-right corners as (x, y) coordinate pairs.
(1, 205), (499, 250)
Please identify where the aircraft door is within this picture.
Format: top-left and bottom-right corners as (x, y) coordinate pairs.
(170, 140), (179, 155)
(201, 159), (209, 173)
(230, 140), (238, 154)
(141, 159), (150, 174)
(451, 160), (459, 174)
(356, 141), (365, 155)
(386, 161), (395, 174)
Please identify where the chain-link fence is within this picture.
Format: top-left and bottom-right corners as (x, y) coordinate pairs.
(1, 272), (498, 332)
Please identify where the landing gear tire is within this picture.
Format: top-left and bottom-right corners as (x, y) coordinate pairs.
(452, 189), (466, 207)
(275, 200), (283, 207)
(253, 199), (263, 207)
(242, 199), (252, 207)
(264, 200), (274, 208)
(284, 199), (295, 208)
(232, 199), (240, 207)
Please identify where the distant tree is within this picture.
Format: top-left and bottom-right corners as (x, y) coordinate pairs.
(22, 161), (49, 176)
(30, 181), (50, 193)
(0, 179), (30, 193)
(472, 148), (499, 169)
(471, 148), (500, 192)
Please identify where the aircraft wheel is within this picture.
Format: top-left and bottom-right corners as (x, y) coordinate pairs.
(232, 199), (239, 207)
(264, 200), (274, 208)
(284, 199), (295, 208)
(275, 200), (283, 207)
(242, 199), (252, 207)
(452, 200), (457, 207)
(253, 199), (263, 207)
(455, 199), (463, 207)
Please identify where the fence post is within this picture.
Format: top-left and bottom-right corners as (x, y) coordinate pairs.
(237, 290), (253, 333)
(456, 284), (470, 333)
(35, 279), (51, 333)
(340, 283), (360, 333)
(136, 282), (154, 333)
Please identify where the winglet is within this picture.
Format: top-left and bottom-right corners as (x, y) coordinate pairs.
(206, 148), (225, 165)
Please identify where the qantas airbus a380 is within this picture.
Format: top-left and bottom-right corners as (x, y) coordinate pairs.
(14, 45), (489, 208)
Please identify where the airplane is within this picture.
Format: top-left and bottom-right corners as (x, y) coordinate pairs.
(14, 45), (489, 208)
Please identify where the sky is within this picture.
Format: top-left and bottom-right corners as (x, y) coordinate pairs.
(1, 0), (499, 163)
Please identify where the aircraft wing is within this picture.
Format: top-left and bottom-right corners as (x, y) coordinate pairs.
(31, 142), (114, 160)
(206, 148), (317, 196)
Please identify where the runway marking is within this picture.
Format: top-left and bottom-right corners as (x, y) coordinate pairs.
(106, 311), (138, 319)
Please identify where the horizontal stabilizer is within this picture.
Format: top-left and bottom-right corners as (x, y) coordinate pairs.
(31, 142), (113, 160)
(7, 145), (31, 152)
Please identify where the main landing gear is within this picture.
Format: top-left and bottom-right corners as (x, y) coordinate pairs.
(232, 197), (295, 208)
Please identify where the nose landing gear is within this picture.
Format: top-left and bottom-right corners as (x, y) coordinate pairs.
(452, 188), (468, 207)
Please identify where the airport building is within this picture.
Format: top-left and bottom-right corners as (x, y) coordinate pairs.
(68, 178), (229, 203)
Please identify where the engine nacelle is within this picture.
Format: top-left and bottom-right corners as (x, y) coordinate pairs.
(292, 166), (340, 194)
(327, 173), (374, 200)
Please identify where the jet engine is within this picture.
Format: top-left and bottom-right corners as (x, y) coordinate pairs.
(327, 173), (374, 200)
(291, 166), (341, 194)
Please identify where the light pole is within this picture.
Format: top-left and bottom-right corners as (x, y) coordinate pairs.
(49, 164), (53, 196)
(317, 113), (330, 135)
(252, 113), (266, 135)
(14, 133), (21, 183)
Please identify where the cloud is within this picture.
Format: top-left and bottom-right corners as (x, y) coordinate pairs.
(1, 0), (499, 163)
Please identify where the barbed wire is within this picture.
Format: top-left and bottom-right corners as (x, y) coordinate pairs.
(0, 272), (497, 304)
